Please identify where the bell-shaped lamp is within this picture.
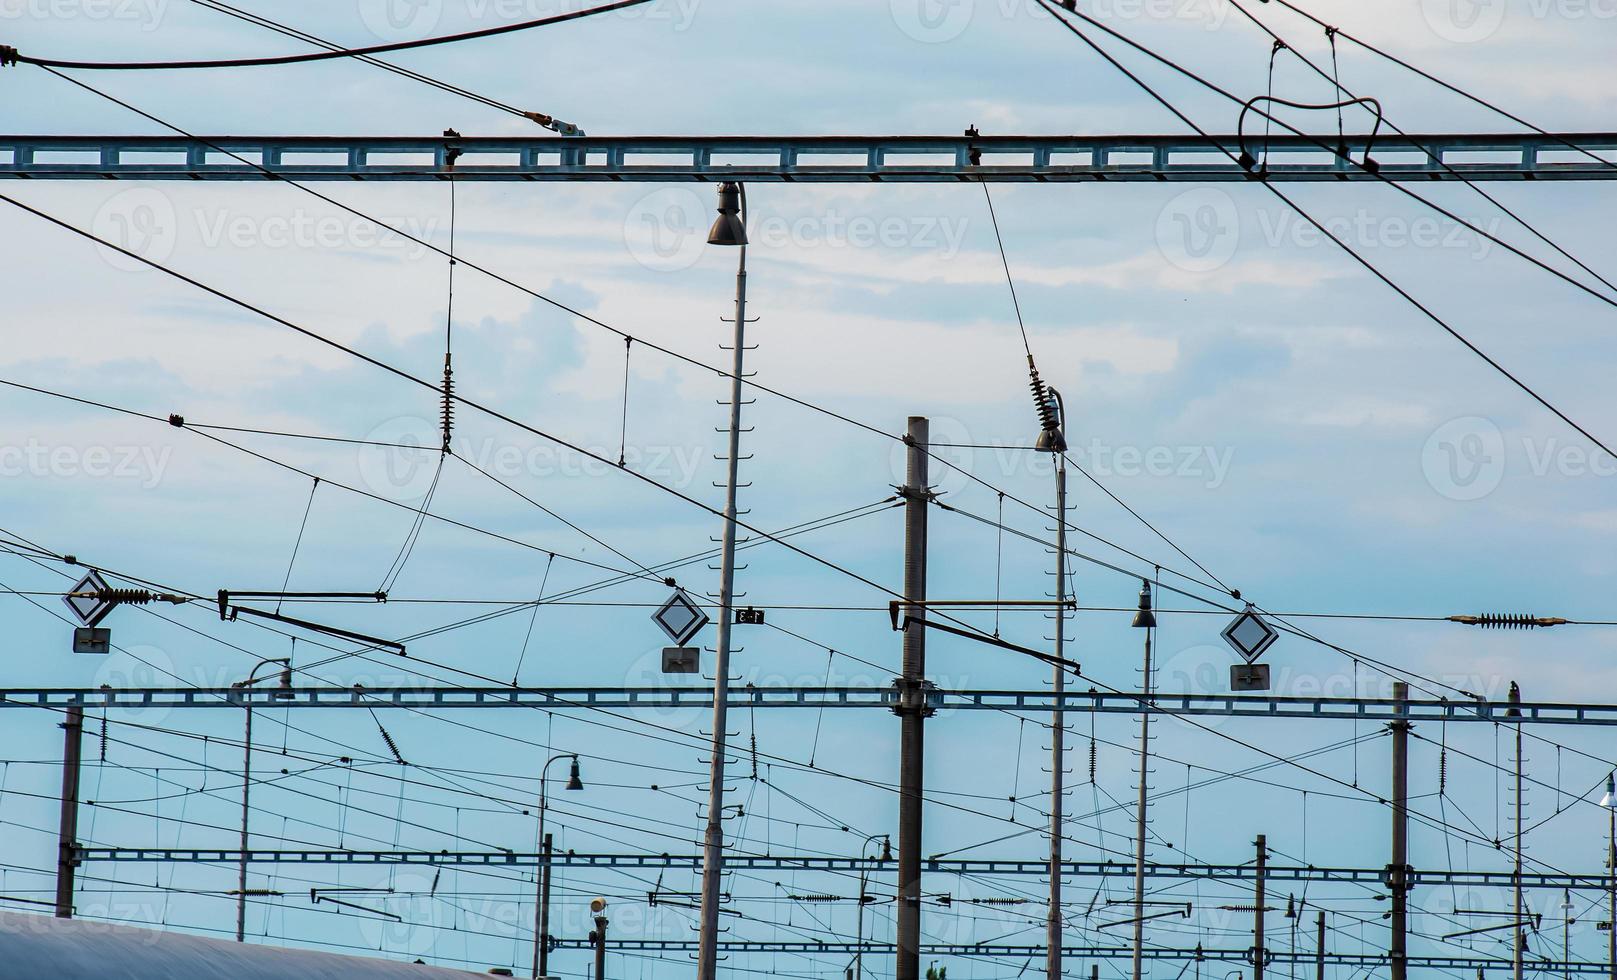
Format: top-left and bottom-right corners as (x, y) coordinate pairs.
(1131, 579), (1156, 629)
(707, 182), (747, 246)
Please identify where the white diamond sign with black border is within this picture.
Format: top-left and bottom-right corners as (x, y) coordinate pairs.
(652, 589), (709, 646)
(1221, 605), (1279, 664)
(62, 569), (115, 628)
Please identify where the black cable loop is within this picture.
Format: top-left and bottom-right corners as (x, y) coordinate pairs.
(1237, 95), (1384, 175)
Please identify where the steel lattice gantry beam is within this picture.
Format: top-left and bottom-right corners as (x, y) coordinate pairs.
(14, 686), (1617, 725)
(3, 133), (1615, 182)
(70, 849), (1616, 891)
(546, 941), (1601, 973)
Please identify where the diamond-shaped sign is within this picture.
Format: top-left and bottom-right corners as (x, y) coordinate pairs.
(62, 569), (114, 627)
(1221, 605), (1279, 664)
(652, 590), (709, 646)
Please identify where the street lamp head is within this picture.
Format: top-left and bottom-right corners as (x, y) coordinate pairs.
(565, 757), (584, 791)
(707, 182), (747, 246)
(1131, 579), (1156, 629)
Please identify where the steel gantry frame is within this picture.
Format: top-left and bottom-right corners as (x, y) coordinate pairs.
(14, 685), (1617, 725)
(69, 849), (1617, 891)
(3, 133), (1615, 182)
(543, 940), (1610, 973)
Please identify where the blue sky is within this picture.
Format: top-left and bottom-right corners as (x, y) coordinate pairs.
(2, 1), (1617, 977)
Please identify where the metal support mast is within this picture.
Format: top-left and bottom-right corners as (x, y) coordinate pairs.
(697, 182), (751, 980)
(896, 416), (931, 980)
(1390, 682), (1411, 980)
(1512, 682), (1526, 980)
(1607, 773), (1615, 980)
(592, 907), (609, 980)
(1131, 581), (1157, 980)
(1315, 910), (1326, 980)
(54, 705), (83, 919)
(1048, 458), (1069, 980)
(1255, 834), (1268, 980)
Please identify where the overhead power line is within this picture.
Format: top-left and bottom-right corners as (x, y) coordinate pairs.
(180, 0), (562, 126)
(2, 0), (657, 72)
(1033, 0), (1617, 468)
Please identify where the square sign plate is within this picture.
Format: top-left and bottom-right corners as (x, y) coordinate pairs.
(62, 570), (114, 627)
(73, 627), (112, 655)
(662, 646), (700, 674)
(652, 590), (709, 646)
(1221, 606), (1279, 664)
(1230, 663), (1271, 691)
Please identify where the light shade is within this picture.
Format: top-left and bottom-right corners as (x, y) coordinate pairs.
(1034, 426), (1067, 454)
(1602, 771), (1615, 809)
(1131, 580), (1156, 629)
(566, 758), (584, 791)
(707, 182), (747, 246)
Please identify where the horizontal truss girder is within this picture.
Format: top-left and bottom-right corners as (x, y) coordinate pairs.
(70, 849), (1614, 890)
(12, 686), (1617, 725)
(3, 133), (1615, 182)
(545, 940), (1603, 972)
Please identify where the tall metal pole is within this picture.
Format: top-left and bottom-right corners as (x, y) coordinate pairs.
(1608, 784), (1615, 980)
(1048, 459), (1068, 980)
(54, 705), (83, 919)
(855, 834), (886, 980)
(896, 415), (931, 980)
(1390, 681), (1410, 980)
(1132, 608), (1155, 980)
(592, 910), (608, 980)
(697, 182), (750, 980)
(535, 752), (579, 979)
(1315, 910), (1325, 980)
(537, 833), (554, 977)
(233, 657), (288, 943)
(1255, 834), (1267, 980)
(1516, 725), (1526, 980)
(1512, 682), (1525, 980)
(236, 697), (254, 941)
(1566, 890), (1573, 980)
(855, 867), (867, 980)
